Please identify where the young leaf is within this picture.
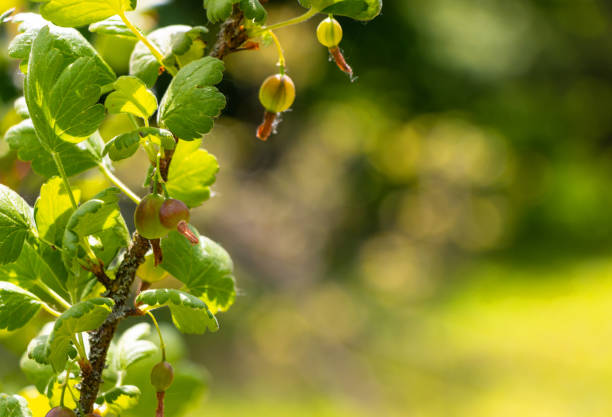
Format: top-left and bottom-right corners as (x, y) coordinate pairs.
(35, 177), (81, 246)
(160, 227), (236, 313)
(299, 0), (382, 21)
(14, 97), (29, 119)
(203, 0), (237, 23)
(112, 323), (157, 371)
(137, 289), (219, 334)
(0, 184), (34, 265)
(240, 0), (267, 23)
(89, 16), (136, 38)
(20, 350), (56, 393)
(104, 131), (141, 162)
(0, 243), (70, 304)
(0, 394), (32, 417)
(25, 26), (115, 148)
(0, 282), (43, 331)
(165, 139), (218, 208)
(47, 298), (114, 370)
(4, 120), (104, 178)
(38, 0), (137, 27)
(158, 57), (226, 140)
(97, 385), (140, 414)
(105, 76), (158, 120)
(130, 25), (194, 87)
(62, 188), (130, 271)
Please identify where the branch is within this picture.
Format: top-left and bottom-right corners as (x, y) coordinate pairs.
(77, 8), (249, 415)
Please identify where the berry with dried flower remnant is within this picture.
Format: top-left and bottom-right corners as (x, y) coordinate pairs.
(317, 17), (353, 79)
(151, 361), (174, 392)
(159, 199), (199, 244)
(257, 74), (296, 141)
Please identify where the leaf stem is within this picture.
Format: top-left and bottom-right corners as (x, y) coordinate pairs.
(40, 302), (61, 317)
(119, 12), (177, 76)
(99, 163), (142, 204)
(146, 310), (167, 361)
(51, 151), (77, 209)
(255, 8), (319, 34)
(267, 30), (286, 74)
(36, 281), (72, 310)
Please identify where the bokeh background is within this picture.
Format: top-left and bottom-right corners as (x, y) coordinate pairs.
(2, 0), (612, 416)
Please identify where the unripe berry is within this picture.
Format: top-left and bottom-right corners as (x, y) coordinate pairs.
(45, 407), (77, 417)
(134, 194), (167, 239)
(317, 17), (343, 48)
(151, 361), (174, 392)
(159, 199), (190, 229)
(258, 74), (295, 114)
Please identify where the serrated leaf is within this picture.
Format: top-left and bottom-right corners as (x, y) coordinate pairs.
(4, 120), (104, 178)
(0, 282), (43, 331)
(299, 0), (382, 20)
(47, 298), (114, 370)
(14, 97), (29, 119)
(112, 323), (157, 371)
(137, 289), (219, 334)
(62, 188), (130, 272)
(0, 184), (34, 265)
(165, 139), (218, 208)
(161, 227), (235, 313)
(97, 385), (140, 413)
(35, 177), (81, 246)
(89, 16), (136, 38)
(25, 25), (115, 148)
(27, 336), (50, 365)
(105, 76), (158, 120)
(0, 394), (32, 417)
(129, 25), (193, 87)
(158, 57), (226, 140)
(240, 0), (267, 23)
(38, 0), (137, 27)
(139, 127), (175, 150)
(203, 0), (237, 23)
(104, 131), (140, 161)
(0, 242), (70, 304)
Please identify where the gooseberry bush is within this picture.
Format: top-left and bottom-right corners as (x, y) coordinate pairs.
(0, 0), (381, 416)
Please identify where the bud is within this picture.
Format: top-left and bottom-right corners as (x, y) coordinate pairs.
(258, 74), (296, 114)
(317, 17), (343, 48)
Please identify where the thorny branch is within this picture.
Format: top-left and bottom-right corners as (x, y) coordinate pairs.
(77, 8), (248, 415)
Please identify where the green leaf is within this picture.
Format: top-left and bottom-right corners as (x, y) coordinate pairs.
(25, 25), (115, 148)
(47, 298), (114, 370)
(0, 242), (70, 303)
(0, 394), (32, 417)
(20, 349), (56, 392)
(298, 0), (382, 21)
(105, 76), (158, 120)
(158, 57), (226, 140)
(14, 97), (29, 119)
(4, 120), (104, 178)
(165, 139), (218, 208)
(104, 131), (140, 162)
(0, 184), (33, 265)
(97, 385), (140, 413)
(35, 177), (81, 246)
(0, 282), (43, 331)
(161, 227), (236, 313)
(203, 0), (237, 23)
(130, 25), (194, 87)
(137, 289), (219, 334)
(139, 127), (176, 150)
(62, 188), (130, 271)
(112, 323), (157, 371)
(27, 333), (51, 365)
(38, 0), (137, 27)
(89, 16), (136, 38)
(240, 0), (267, 23)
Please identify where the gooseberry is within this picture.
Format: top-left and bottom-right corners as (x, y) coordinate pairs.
(150, 361), (174, 392)
(317, 17), (343, 48)
(258, 74), (295, 114)
(45, 407), (77, 417)
(159, 199), (190, 229)
(134, 194), (167, 239)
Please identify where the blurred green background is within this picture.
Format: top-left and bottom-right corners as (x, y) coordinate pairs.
(3, 0), (612, 416)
